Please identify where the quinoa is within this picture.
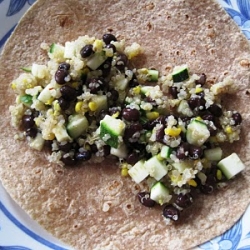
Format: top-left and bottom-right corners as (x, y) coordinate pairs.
(9, 35), (245, 222)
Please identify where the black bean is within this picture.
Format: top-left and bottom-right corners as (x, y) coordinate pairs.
(175, 193), (193, 208)
(124, 123), (143, 143)
(138, 192), (156, 207)
(157, 116), (167, 125)
(61, 155), (77, 166)
(200, 183), (214, 194)
(129, 74), (139, 87)
(128, 142), (146, 152)
(195, 73), (206, 86)
(25, 127), (37, 138)
(145, 97), (157, 107)
(75, 150), (92, 161)
(202, 114), (214, 121)
(169, 86), (178, 98)
(103, 145), (111, 156)
(80, 44), (93, 58)
(188, 96), (206, 110)
(232, 112), (242, 125)
(55, 69), (68, 85)
(188, 96), (200, 110)
(99, 59), (112, 77)
(109, 89), (119, 102)
(143, 116), (166, 130)
(143, 121), (155, 130)
(105, 43), (116, 53)
(44, 140), (53, 149)
(126, 151), (141, 165)
(89, 143), (98, 153)
(102, 33), (117, 44)
(155, 125), (165, 143)
(22, 115), (35, 129)
(213, 117), (222, 129)
(115, 53), (128, 71)
(208, 104), (222, 117)
(58, 62), (70, 71)
(207, 125), (217, 136)
(189, 145), (203, 159)
(87, 77), (106, 94)
(199, 97), (206, 110)
(76, 84), (83, 96)
(181, 116), (191, 123)
(176, 143), (189, 159)
(58, 142), (73, 152)
(97, 109), (109, 125)
(58, 97), (70, 110)
(122, 108), (140, 121)
(163, 205), (180, 221)
(60, 85), (77, 101)
(33, 110), (40, 118)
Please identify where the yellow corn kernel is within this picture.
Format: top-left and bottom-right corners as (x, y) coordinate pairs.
(93, 39), (104, 52)
(170, 175), (181, 183)
(34, 117), (41, 126)
(156, 153), (164, 161)
(45, 97), (54, 105)
(112, 111), (120, 118)
(46, 132), (55, 140)
(121, 168), (128, 177)
(11, 83), (16, 90)
(53, 100), (61, 111)
(164, 126), (182, 137)
(75, 101), (83, 113)
(138, 68), (148, 74)
(195, 87), (203, 94)
(188, 179), (197, 187)
(88, 101), (97, 111)
(225, 125), (233, 134)
(216, 169), (222, 180)
(146, 111), (159, 121)
(133, 86), (141, 95)
(195, 116), (203, 121)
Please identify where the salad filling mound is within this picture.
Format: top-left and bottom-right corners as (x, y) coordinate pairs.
(9, 34), (246, 222)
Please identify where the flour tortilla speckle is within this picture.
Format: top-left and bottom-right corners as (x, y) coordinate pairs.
(1, 0), (250, 249)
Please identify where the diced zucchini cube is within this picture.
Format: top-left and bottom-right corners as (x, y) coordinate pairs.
(177, 100), (194, 117)
(38, 84), (54, 104)
(110, 143), (128, 159)
(29, 133), (45, 151)
(53, 124), (71, 142)
(172, 65), (189, 83)
(147, 69), (159, 82)
(186, 119), (210, 146)
(128, 160), (149, 184)
(160, 146), (172, 159)
(218, 153), (245, 180)
(100, 115), (125, 148)
(204, 147), (222, 161)
(150, 182), (172, 205)
(67, 114), (89, 139)
(144, 156), (168, 180)
(87, 52), (107, 70)
(91, 95), (108, 113)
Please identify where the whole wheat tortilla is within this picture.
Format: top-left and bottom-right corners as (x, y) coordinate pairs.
(1, 0), (250, 249)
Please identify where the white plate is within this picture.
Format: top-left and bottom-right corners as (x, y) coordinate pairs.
(0, 0), (250, 249)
